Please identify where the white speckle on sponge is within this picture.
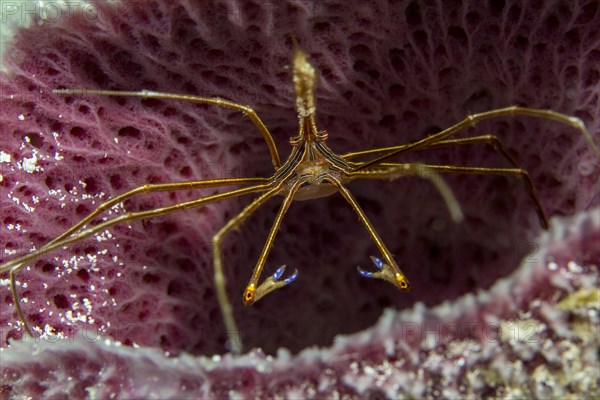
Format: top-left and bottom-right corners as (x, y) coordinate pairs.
(22, 155), (37, 172)
(0, 151), (11, 162)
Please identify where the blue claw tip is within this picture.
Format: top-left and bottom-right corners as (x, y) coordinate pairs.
(272, 265), (286, 281)
(357, 266), (374, 278)
(283, 269), (298, 285)
(370, 256), (384, 270)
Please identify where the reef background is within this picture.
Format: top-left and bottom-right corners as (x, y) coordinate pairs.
(1, 1), (599, 398)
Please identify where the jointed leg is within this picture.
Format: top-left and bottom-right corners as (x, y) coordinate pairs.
(346, 164), (463, 223)
(47, 177), (270, 255)
(4, 182), (271, 336)
(347, 133), (547, 228)
(422, 164), (548, 228)
(344, 134), (520, 169)
(357, 162), (548, 228)
(54, 89), (282, 168)
(355, 106), (598, 170)
(416, 135), (520, 167)
(327, 176), (411, 291)
(242, 180), (303, 305)
(212, 183), (285, 354)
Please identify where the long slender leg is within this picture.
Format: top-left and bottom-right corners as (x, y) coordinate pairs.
(212, 183), (285, 354)
(48, 177), (269, 255)
(346, 164), (463, 223)
(348, 134), (545, 227)
(54, 89), (282, 168)
(355, 163), (548, 229)
(5, 182), (271, 336)
(425, 164), (547, 228)
(327, 176), (411, 291)
(243, 179), (303, 305)
(4, 177), (268, 334)
(344, 134), (520, 168)
(355, 106), (598, 170)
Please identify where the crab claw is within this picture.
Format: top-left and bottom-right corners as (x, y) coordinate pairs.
(357, 256), (384, 278)
(357, 266), (375, 278)
(282, 268), (299, 285)
(370, 256), (384, 270)
(271, 265), (299, 285)
(356, 256), (384, 277)
(243, 265), (299, 306)
(272, 265), (286, 281)
(356, 256), (411, 291)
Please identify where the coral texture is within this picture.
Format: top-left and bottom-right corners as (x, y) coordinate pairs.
(2, 210), (599, 398)
(1, 0), (599, 398)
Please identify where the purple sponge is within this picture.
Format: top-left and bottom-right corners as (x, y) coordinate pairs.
(1, 0), (598, 397)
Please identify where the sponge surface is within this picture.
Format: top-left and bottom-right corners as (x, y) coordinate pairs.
(1, 0), (598, 358)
